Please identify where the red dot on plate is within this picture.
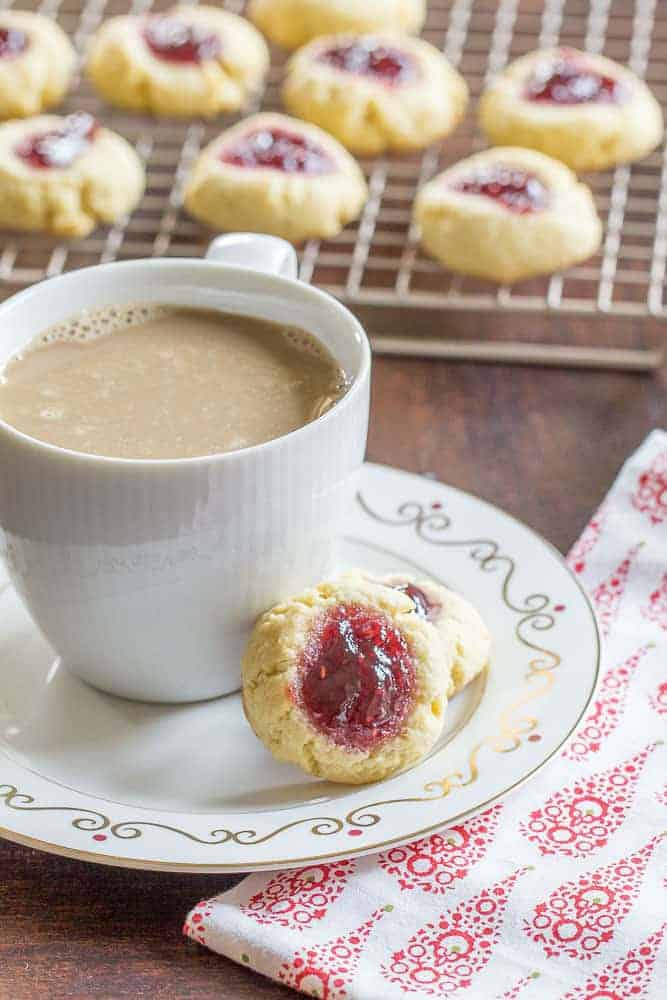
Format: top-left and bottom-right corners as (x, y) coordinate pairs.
(348, 829), (363, 837)
(554, 604), (566, 612)
(92, 833), (107, 841)
(431, 502), (442, 510)
(528, 734), (542, 742)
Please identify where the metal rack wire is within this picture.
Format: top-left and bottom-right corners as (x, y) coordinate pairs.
(1, 0), (665, 368)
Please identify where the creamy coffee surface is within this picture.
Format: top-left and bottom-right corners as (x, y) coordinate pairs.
(0, 304), (347, 459)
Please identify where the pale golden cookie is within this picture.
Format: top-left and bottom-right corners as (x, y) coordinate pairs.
(0, 114), (145, 237)
(184, 113), (368, 243)
(414, 147), (602, 284)
(86, 5), (269, 117)
(242, 576), (450, 784)
(0, 11), (75, 119)
(479, 47), (664, 172)
(364, 573), (491, 697)
(248, 0), (426, 50)
(283, 33), (468, 155)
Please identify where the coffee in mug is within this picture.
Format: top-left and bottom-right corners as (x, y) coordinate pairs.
(0, 303), (348, 459)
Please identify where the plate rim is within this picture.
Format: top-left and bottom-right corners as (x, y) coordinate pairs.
(0, 462), (601, 872)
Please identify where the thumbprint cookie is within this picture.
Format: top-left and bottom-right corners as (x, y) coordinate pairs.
(0, 11), (75, 119)
(184, 113), (368, 243)
(0, 113), (145, 237)
(283, 33), (468, 155)
(248, 0), (426, 51)
(86, 5), (269, 117)
(479, 47), (663, 171)
(242, 576), (451, 784)
(414, 147), (602, 284)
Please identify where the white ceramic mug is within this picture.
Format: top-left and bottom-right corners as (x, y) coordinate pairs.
(0, 235), (371, 702)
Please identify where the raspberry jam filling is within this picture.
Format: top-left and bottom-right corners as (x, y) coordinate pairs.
(297, 603), (416, 751)
(0, 26), (28, 59)
(525, 50), (625, 105)
(220, 128), (334, 174)
(451, 165), (548, 214)
(143, 15), (221, 64)
(395, 583), (439, 622)
(14, 113), (99, 170)
(318, 40), (416, 86)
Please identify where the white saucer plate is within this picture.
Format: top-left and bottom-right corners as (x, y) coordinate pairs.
(0, 463), (600, 872)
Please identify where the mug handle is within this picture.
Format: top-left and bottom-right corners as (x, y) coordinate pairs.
(206, 233), (299, 280)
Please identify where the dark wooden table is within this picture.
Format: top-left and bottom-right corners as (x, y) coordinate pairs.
(2, 337), (666, 999)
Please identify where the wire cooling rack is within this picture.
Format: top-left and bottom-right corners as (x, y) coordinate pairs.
(0, 0), (665, 368)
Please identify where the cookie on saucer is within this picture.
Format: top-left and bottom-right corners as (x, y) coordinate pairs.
(0, 10), (75, 119)
(184, 112), (368, 243)
(248, 0), (426, 50)
(362, 573), (491, 696)
(414, 147), (602, 284)
(86, 5), (269, 117)
(0, 113), (145, 237)
(479, 47), (663, 171)
(283, 33), (468, 155)
(242, 576), (451, 784)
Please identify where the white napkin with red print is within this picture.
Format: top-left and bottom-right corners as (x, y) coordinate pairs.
(184, 430), (667, 999)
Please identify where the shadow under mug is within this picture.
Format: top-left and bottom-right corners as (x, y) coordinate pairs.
(0, 234), (371, 702)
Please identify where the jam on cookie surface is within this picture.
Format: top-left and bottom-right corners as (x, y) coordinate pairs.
(220, 127), (334, 174)
(318, 39), (417, 86)
(395, 583), (439, 622)
(143, 15), (221, 64)
(525, 49), (626, 105)
(297, 603), (416, 751)
(15, 113), (99, 169)
(0, 26), (28, 59)
(451, 164), (548, 214)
